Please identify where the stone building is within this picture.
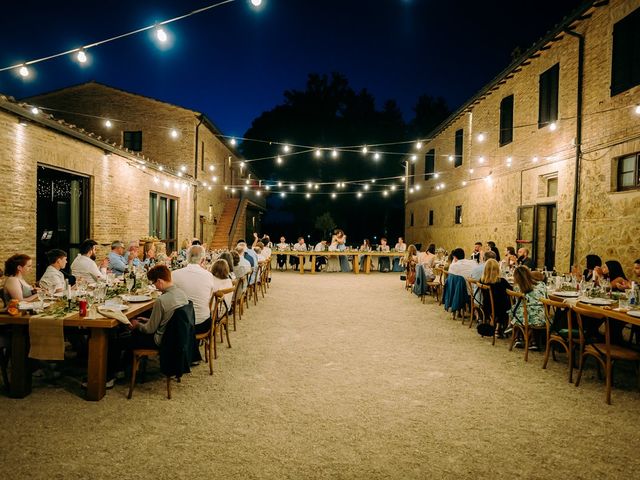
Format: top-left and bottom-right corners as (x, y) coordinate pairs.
(26, 82), (265, 254)
(405, 0), (640, 274)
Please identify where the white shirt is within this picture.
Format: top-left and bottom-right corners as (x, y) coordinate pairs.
(314, 242), (326, 252)
(212, 276), (234, 310)
(71, 254), (105, 282)
(171, 264), (215, 325)
(293, 242), (307, 252)
(39, 265), (65, 292)
(448, 259), (477, 279)
(328, 242), (338, 252)
(276, 242), (288, 252)
(236, 256), (251, 278)
(395, 243), (407, 252)
(262, 246), (272, 258)
(378, 244), (390, 252)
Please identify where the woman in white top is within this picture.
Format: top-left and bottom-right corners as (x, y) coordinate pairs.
(393, 237), (407, 271)
(211, 259), (234, 310)
(326, 235), (340, 272)
(3, 254), (38, 302)
(275, 236), (288, 270)
(359, 239), (372, 271)
(335, 229), (350, 272)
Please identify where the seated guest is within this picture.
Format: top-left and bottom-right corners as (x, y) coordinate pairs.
(480, 258), (511, 332)
(393, 237), (407, 271)
(108, 241), (128, 276)
(314, 240), (328, 271)
(583, 254), (602, 282)
(634, 259), (640, 281)
(418, 243), (436, 267)
(597, 260), (631, 291)
(39, 249), (68, 293)
(171, 246), (215, 344)
(470, 242), (483, 263)
(238, 240), (258, 284)
(275, 236), (288, 270)
(234, 245), (252, 278)
(191, 238), (202, 246)
(359, 239), (372, 271)
(211, 259), (234, 310)
(405, 244), (419, 266)
(447, 248), (477, 278)
(71, 239), (107, 283)
(510, 266), (547, 348)
(177, 238), (191, 263)
(517, 248), (535, 270)
(253, 233), (272, 259)
(218, 252), (236, 280)
(3, 254), (38, 302)
(487, 241), (501, 262)
(470, 251), (496, 304)
(231, 251), (248, 293)
(291, 237), (307, 268)
(125, 241), (141, 268)
(143, 242), (156, 268)
(254, 245), (265, 261)
(128, 265), (189, 348)
(503, 246), (517, 268)
(377, 237), (391, 272)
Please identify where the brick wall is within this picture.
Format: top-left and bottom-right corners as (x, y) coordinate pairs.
(406, 0), (640, 274)
(0, 108), (193, 283)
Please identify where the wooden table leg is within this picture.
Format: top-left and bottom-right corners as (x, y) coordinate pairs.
(310, 255), (316, 274)
(9, 324), (31, 398)
(353, 256), (360, 274)
(298, 255), (304, 274)
(365, 255), (372, 274)
(86, 328), (108, 401)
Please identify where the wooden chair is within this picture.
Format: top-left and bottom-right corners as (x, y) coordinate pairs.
(573, 305), (640, 404)
(193, 291), (220, 376)
(230, 277), (245, 331)
(465, 279), (483, 327)
(128, 349), (173, 399)
(506, 289), (546, 362)
(405, 261), (416, 291)
(540, 298), (576, 382)
(214, 287), (234, 352)
(425, 267), (444, 304)
(248, 265), (261, 306)
(258, 262), (269, 298)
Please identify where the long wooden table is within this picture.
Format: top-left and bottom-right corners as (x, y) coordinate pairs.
(274, 250), (405, 274)
(0, 299), (154, 401)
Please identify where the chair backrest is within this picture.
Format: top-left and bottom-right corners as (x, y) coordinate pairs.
(231, 275), (243, 305)
(506, 289), (528, 326)
(572, 303), (607, 347)
(477, 283), (494, 323)
(212, 287), (235, 320)
(159, 301), (196, 377)
(540, 297), (569, 334)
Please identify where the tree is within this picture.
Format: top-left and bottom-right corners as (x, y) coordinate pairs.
(409, 94), (450, 138)
(314, 212), (336, 239)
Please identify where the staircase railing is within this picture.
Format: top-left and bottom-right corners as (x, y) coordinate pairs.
(227, 197), (245, 249)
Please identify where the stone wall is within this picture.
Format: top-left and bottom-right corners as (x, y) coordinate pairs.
(406, 0), (640, 275)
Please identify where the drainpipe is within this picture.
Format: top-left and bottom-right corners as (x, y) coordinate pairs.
(564, 28), (584, 271)
(193, 116), (203, 238)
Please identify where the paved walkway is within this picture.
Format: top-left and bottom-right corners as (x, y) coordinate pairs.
(1, 271), (639, 479)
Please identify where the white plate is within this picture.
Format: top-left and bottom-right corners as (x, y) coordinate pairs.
(627, 310), (640, 319)
(580, 297), (615, 306)
(551, 291), (580, 298)
(121, 295), (152, 303)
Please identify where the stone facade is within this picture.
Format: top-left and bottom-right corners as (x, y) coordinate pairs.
(405, 0), (640, 275)
(26, 82), (252, 247)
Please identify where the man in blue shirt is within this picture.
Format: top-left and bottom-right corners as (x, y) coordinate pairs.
(237, 240), (258, 284)
(108, 241), (127, 276)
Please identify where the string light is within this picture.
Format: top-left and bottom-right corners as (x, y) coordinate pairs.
(362, 146), (368, 154)
(532, 156), (539, 163)
(314, 148), (322, 158)
(289, 185), (295, 191)
(331, 149), (338, 159)
(305, 193), (311, 199)
(390, 185), (397, 191)
(170, 129), (179, 139)
(177, 172), (183, 177)
(462, 181), (467, 186)
(209, 165), (215, 171)
(230, 138), (237, 146)
(635, 105), (640, 115)
(240, 161), (245, 168)
(383, 190), (388, 197)
(265, 185), (271, 191)
(415, 185), (421, 191)
(415, 141), (423, 150)
(506, 157), (512, 167)
(409, 188), (414, 194)
(277, 181), (282, 187)
(469, 168), (474, 174)
(158, 166), (164, 171)
(30, 107), (39, 115)
(280, 192), (286, 198)
(18, 65), (29, 77)
(180, 165), (187, 172)
(357, 192), (363, 198)
(243, 185), (248, 191)
(363, 184), (369, 191)
(549, 122), (557, 131)
(448, 155), (454, 162)
(76, 49), (88, 64)
(331, 193), (337, 199)
(373, 152), (380, 161)
(478, 156), (485, 164)
(283, 145), (290, 153)
(307, 182), (313, 189)
(251, 0), (263, 6)
(104, 120), (112, 128)
(276, 156), (283, 165)
(156, 26), (168, 43)
(411, 155), (417, 162)
(477, 133), (485, 142)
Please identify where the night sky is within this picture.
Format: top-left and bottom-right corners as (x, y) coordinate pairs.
(1, 0), (585, 138)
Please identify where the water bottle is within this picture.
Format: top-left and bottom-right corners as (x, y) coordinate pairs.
(630, 282), (637, 307)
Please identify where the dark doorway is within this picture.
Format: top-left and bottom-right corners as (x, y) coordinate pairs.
(36, 165), (89, 279)
(541, 204), (557, 271)
(518, 203), (557, 270)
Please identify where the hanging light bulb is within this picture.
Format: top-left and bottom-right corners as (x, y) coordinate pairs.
(251, 0), (263, 7)
(478, 156), (485, 164)
(635, 105), (640, 115)
(409, 188), (414, 194)
(104, 120), (112, 128)
(411, 155), (417, 162)
(462, 181), (467, 186)
(305, 193), (311, 199)
(18, 64), (30, 77)
(170, 129), (179, 139)
(477, 133), (485, 142)
(400, 176), (405, 182)
(289, 185), (295, 191)
(331, 149), (338, 159)
(307, 182), (313, 189)
(211, 176), (218, 182)
(448, 155), (454, 162)
(30, 107), (39, 115)
(331, 193), (337, 199)
(361, 146), (368, 154)
(415, 141), (423, 150)
(209, 165), (215, 171)
(373, 152), (381, 161)
(549, 122), (557, 131)
(415, 185), (421, 191)
(180, 165), (187, 172)
(156, 26), (168, 43)
(230, 138), (237, 146)
(532, 156), (539, 163)
(314, 184), (319, 190)
(240, 161), (245, 168)
(390, 185), (397, 191)
(277, 181), (282, 187)
(276, 156), (283, 165)
(363, 184), (370, 191)
(357, 192), (363, 198)
(224, 186), (228, 190)
(265, 185), (271, 191)
(383, 190), (388, 197)
(231, 188), (237, 193)
(469, 168), (474, 174)
(159, 166), (164, 171)
(76, 49), (87, 63)
(280, 192), (286, 198)
(208, 186), (212, 191)
(371, 179), (376, 183)
(434, 173), (439, 179)
(314, 148), (322, 158)
(243, 186), (249, 191)
(245, 179), (250, 185)
(282, 144), (290, 153)
(177, 172), (183, 178)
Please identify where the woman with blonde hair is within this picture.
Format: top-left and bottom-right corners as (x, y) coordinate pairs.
(480, 259), (511, 333)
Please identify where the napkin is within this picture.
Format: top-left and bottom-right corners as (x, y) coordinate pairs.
(28, 316), (65, 360)
(97, 306), (131, 326)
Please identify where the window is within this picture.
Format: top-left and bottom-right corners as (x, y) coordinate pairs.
(499, 95), (514, 146)
(409, 161), (416, 186)
(424, 149), (435, 180)
(538, 64), (559, 128)
(149, 192), (178, 253)
(410, 211), (414, 227)
(454, 129), (463, 167)
(123, 131), (142, 151)
(611, 7), (640, 96)
(454, 205), (463, 224)
(547, 177), (558, 197)
(617, 153), (640, 191)
(428, 210), (434, 226)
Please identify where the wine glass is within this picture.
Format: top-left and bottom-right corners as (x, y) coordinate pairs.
(125, 276), (135, 294)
